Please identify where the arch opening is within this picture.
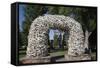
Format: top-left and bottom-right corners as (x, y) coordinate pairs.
(48, 28), (69, 51)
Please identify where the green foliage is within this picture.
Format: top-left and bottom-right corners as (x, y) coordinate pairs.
(47, 6), (72, 16)
(58, 7), (73, 15)
(19, 32), (27, 49)
(47, 6), (59, 14)
(24, 5), (45, 22)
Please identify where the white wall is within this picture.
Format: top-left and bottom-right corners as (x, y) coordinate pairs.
(0, 0), (99, 68)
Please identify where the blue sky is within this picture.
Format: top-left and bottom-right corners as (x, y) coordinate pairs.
(19, 4), (25, 32)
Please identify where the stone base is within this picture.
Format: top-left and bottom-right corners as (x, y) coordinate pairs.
(20, 56), (51, 64)
(65, 54), (91, 61)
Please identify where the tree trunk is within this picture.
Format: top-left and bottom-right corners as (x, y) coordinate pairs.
(84, 30), (92, 51)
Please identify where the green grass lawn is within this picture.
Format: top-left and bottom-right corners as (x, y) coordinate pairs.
(49, 50), (66, 57)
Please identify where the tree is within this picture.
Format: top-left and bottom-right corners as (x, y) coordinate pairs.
(71, 7), (97, 51)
